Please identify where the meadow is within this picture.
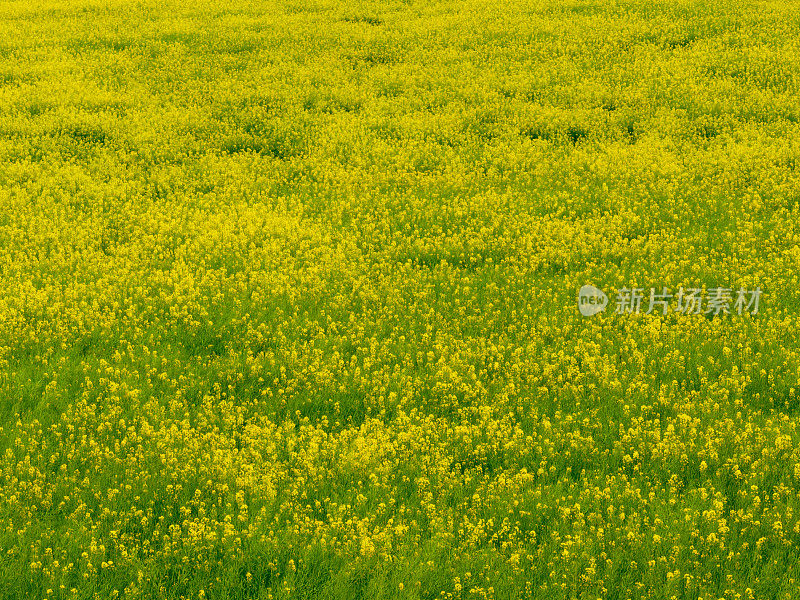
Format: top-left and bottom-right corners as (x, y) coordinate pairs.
(1, 0), (800, 598)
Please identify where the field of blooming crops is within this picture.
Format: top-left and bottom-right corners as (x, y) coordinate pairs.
(2, 0), (800, 598)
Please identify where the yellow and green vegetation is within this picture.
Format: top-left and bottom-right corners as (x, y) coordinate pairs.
(1, 0), (800, 598)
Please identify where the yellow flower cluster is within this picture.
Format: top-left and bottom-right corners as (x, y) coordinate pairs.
(0, 0), (799, 598)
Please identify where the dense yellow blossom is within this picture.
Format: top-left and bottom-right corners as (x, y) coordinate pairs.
(1, 0), (800, 599)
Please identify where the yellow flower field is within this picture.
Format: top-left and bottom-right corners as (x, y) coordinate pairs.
(1, 0), (800, 598)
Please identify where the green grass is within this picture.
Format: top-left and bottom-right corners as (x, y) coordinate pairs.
(1, 0), (800, 598)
